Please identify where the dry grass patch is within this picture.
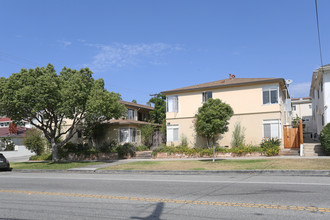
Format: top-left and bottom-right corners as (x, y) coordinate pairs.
(102, 159), (330, 171)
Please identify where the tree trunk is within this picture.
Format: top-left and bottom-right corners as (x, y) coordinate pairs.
(212, 144), (215, 163)
(51, 138), (59, 162)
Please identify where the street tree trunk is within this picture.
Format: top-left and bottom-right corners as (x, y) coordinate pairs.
(51, 138), (59, 162)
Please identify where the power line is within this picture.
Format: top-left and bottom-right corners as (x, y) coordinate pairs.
(314, 0), (324, 68)
(0, 51), (41, 68)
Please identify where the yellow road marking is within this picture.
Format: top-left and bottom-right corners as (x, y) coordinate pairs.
(1, 189), (330, 213)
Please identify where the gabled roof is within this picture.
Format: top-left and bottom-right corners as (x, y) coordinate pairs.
(119, 100), (154, 110)
(0, 117), (11, 122)
(162, 77), (285, 94)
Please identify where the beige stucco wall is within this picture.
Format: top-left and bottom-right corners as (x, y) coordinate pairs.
(167, 112), (282, 147)
(167, 83), (283, 119)
(166, 82), (288, 148)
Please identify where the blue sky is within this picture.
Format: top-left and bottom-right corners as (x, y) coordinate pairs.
(1, 0), (329, 105)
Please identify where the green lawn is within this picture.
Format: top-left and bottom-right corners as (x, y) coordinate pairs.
(101, 159), (330, 171)
(11, 161), (104, 170)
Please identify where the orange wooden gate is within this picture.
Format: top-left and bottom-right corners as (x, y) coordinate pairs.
(283, 120), (303, 148)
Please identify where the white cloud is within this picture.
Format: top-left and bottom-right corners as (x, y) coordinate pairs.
(289, 82), (311, 98)
(57, 40), (72, 48)
(83, 42), (182, 71)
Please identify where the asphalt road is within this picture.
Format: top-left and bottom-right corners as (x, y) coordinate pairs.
(0, 172), (330, 219)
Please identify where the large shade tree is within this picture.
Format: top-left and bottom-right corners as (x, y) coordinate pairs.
(0, 64), (126, 161)
(195, 98), (233, 162)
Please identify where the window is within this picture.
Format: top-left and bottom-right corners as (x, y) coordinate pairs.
(262, 87), (278, 104)
(0, 122), (9, 127)
(167, 125), (179, 142)
(292, 105), (296, 111)
(167, 96), (178, 112)
(127, 109), (136, 120)
(263, 120), (281, 139)
(202, 91), (212, 103)
(119, 128), (137, 143)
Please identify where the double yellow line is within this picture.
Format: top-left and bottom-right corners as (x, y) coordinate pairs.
(1, 189), (330, 213)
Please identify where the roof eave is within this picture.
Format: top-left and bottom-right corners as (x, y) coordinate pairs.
(162, 78), (286, 95)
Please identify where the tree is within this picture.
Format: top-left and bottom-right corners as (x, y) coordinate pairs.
(0, 64), (126, 161)
(148, 93), (166, 124)
(148, 93), (166, 143)
(140, 124), (154, 147)
(195, 98), (233, 162)
(131, 99), (137, 104)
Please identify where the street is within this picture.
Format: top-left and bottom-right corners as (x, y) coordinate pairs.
(1, 172), (330, 219)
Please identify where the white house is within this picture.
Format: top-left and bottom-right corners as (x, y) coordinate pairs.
(291, 97), (312, 137)
(310, 64), (330, 136)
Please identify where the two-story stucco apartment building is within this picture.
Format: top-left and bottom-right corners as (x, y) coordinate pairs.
(68, 100), (157, 147)
(310, 65), (330, 136)
(162, 76), (290, 148)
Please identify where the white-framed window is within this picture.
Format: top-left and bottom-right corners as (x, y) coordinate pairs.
(263, 120), (281, 139)
(167, 125), (179, 142)
(202, 91), (212, 103)
(262, 86), (278, 104)
(292, 105), (296, 111)
(0, 122), (9, 127)
(166, 96), (178, 112)
(119, 128), (137, 143)
(127, 109), (136, 120)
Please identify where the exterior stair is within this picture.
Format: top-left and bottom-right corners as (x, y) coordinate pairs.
(279, 148), (300, 156)
(303, 143), (324, 156)
(134, 151), (152, 159)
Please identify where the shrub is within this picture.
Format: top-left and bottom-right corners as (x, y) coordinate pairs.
(24, 129), (46, 155)
(0, 137), (15, 151)
(116, 143), (136, 158)
(99, 140), (118, 153)
(58, 142), (97, 159)
(320, 123), (330, 155)
(231, 122), (245, 148)
(260, 138), (280, 156)
(180, 134), (188, 146)
(136, 145), (150, 151)
(30, 153), (52, 161)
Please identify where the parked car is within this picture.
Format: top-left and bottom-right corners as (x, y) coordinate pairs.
(0, 153), (11, 171)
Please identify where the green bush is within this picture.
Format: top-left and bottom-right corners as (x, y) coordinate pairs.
(99, 140), (118, 153)
(320, 123), (330, 155)
(58, 142), (97, 159)
(30, 153), (52, 161)
(24, 129), (46, 155)
(116, 143), (136, 158)
(231, 122), (245, 148)
(152, 144), (263, 157)
(260, 138), (280, 156)
(136, 145), (150, 151)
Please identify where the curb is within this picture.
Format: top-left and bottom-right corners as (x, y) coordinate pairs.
(10, 169), (330, 176)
